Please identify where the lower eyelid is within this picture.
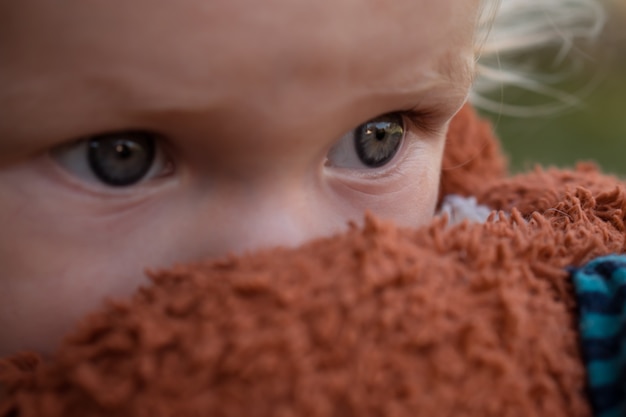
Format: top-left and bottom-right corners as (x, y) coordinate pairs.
(327, 155), (422, 197)
(325, 134), (417, 181)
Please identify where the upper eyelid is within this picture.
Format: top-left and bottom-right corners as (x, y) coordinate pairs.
(400, 108), (448, 136)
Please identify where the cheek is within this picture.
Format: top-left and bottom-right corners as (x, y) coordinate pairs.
(0, 209), (190, 356)
(331, 170), (440, 227)
(0, 169), (174, 356)
(0, 133), (445, 356)
(0, 207), (152, 356)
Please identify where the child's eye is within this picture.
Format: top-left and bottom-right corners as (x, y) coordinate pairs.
(326, 113), (405, 169)
(52, 131), (172, 187)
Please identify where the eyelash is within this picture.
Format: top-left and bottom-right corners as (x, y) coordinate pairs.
(45, 106), (443, 193)
(401, 108), (444, 136)
(324, 107), (444, 173)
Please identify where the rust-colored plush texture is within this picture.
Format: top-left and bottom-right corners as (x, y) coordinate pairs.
(3, 106), (626, 417)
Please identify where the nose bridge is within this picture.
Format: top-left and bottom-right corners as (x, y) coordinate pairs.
(194, 177), (340, 257)
(237, 179), (320, 249)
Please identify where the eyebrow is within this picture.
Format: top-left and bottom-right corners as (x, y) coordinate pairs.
(374, 53), (476, 118)
(0, 42), (476, 164)
(0, 73), (143, 162)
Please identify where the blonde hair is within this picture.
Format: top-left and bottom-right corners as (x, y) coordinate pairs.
(472, 0), (606, 115)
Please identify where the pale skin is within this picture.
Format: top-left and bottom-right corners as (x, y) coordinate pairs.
(0, 0), (480, 356)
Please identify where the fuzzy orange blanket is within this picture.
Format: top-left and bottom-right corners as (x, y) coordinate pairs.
(2, 106), (626, 417)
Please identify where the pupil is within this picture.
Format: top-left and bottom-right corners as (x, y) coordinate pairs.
(354, 114), (404, 168)
(115, 143), (133, 159)
(88, 132), (156, 186)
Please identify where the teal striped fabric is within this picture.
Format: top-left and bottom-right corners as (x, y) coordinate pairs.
(571, 255), (626, 417)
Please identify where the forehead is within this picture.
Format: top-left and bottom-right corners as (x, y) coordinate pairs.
(0, 0), (479, 140)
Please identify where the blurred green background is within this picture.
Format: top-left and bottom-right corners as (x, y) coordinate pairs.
(479, 0), (626, 175)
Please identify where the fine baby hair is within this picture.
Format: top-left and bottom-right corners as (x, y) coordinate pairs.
(474, 0), (606, 114)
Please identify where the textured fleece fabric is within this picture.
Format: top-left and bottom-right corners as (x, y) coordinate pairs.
(2, 106), (626, 417)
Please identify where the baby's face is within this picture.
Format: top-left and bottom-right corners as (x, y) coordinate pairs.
(0, 0), (480, 355)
